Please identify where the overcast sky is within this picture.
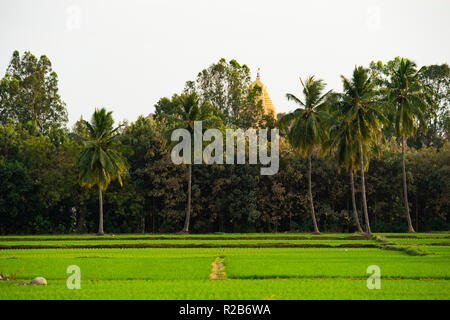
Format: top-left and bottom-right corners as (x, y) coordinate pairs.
(1, 0), (449, 126)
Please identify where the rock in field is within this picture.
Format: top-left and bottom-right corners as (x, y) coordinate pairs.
(30, 277), (47, 285)
(0, 274), (10, 281)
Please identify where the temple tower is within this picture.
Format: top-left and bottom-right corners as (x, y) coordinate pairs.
(250, 68), (277, 118)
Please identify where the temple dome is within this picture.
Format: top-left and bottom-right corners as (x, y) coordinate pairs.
(250, 69), (276, 118)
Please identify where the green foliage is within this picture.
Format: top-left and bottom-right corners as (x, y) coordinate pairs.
(193, 58), (250, 125)
(77, 108), (128, 191)
(0, 52), (448, 235)
(0, 121), (81, 234)
(385, 58), (430, 140)
(0, 51), (67, 133)
(278, 76), (331, 156)
(1, 105), (448, 234)
(415, 63), (450, 147)
(339, 66), (385, 147)
(187, 58), (274, 128)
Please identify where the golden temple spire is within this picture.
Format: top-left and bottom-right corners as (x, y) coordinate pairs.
(250, 68), (276, 118)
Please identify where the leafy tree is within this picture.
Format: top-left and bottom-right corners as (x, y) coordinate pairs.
(0, 120), (81, 234)
(120, 116), (159, 232)
(144, 133), (185, 233)
(0, 51), (67, 133)
(416, 64), (450, 147)
(194, 58), (248, 125)
(154, 94), (182, 120)
(236, 84), (267, 129)
(77, 108), (128, 235)
(278, 76), (332, 233)
(188, 58), (271, 127)
(385, 58), (431, 232)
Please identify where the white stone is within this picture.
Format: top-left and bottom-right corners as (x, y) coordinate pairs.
(30, 277), (47, 285)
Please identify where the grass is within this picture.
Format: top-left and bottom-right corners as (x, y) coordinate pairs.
(0, 231), (447, 240)
(0, 233), (360, 239)
(377, 232), (450, 238)
(0, 233), (449, 300)
(380, 238), (450, 244)
(1, 279), (449, 300)
(224, 248), (450, 280)
(0, 239), (380, 246)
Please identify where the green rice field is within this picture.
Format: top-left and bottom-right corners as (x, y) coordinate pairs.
(0, 233), (449, 300)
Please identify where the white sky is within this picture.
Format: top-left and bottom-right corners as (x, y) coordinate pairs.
(1, 0), (449, 126)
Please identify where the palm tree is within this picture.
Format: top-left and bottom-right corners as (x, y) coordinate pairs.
(278, 76), (331, 234)
(164, 92), (221, 234)
(77, 108), (128, 235)
(339, 66), (384, 234)
(386, 58), (430, 233)
(329, 118), (364, 233)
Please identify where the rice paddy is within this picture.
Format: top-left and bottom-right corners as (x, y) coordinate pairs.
(0, 233), (449, 300)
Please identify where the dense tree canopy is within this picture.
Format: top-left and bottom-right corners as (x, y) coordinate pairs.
(0, 52), (448, 234)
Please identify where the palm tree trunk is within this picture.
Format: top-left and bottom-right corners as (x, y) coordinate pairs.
(182, 163), (192, 233)
(349, 167), (363, 233)
(152, 199), (156, 234)
(358, 139), (371, 234)
(308, 152), (320, 233)
(141, 216), (145, 234)
(77, 203), (87, 233)
(289, 212), (292, 232)
(98, 186), (104, 235)
(402, 136), (415, 233)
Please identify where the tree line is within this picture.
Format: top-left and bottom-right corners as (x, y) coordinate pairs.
(0, 52), (448, 234)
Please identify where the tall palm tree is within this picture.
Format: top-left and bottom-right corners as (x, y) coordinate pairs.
(340, 66), (384, 234)
(386, 58), (430, 233)
(77, 108), (128, 235)
(278, 76), (331, 234)
(164, 92), (221, 234)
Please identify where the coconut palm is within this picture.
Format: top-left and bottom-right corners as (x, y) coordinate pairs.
(386, 58), (430, 232)
(164, 92), (221, 234)
(278, 76), (332, 234)
(77, 108), (128, 235)
(328, 117), (364, 233)
(339, 66), (385, 234)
